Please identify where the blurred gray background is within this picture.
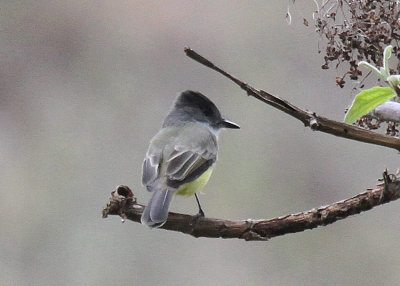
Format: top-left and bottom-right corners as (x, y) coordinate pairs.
(1, 1), (399, 285)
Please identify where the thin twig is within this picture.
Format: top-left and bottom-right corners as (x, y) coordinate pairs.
(184, 47), (400, 151)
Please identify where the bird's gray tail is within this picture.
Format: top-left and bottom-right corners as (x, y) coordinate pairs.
(141, 189), (174, 228)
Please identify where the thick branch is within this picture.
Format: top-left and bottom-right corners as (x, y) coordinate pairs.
(184, 47), (400, 151)
(102, 172), (400, 241)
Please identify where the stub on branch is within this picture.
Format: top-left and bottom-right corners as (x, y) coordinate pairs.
(102, 185), (143, 223)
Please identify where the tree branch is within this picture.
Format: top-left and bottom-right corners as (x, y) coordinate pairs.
(184, 47), (400, 151)
(102, 171), (400, 241)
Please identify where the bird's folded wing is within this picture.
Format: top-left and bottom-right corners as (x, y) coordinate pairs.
(166, 140), (217, 184)
(142, 125), (218, 189)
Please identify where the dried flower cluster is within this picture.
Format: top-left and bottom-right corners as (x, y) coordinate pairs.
(314, 0), (400, 88)
(355, 114), (399, 136)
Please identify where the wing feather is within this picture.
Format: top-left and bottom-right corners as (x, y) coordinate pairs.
(142, 153), (162, 187)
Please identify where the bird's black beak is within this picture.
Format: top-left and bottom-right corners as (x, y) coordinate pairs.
(221, 118), (240, 129)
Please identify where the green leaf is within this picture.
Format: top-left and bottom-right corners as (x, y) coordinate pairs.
(382, 45), (393, 78)
(358, 61), (381, 77)
(344, 87), (395, 124)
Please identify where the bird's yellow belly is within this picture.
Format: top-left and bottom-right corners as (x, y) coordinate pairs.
(175, 167), (213, 197)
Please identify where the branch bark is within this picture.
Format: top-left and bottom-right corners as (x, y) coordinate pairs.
(102, 171), (400, 241)
(184, 47), (400, 151)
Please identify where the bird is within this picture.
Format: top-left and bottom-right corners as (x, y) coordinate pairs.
(141, 90), (240, 228)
